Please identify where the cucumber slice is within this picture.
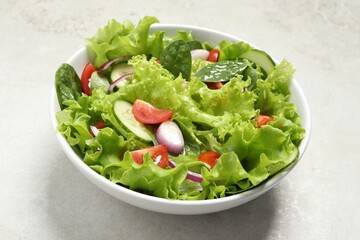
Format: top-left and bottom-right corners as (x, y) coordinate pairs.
(240, 49), (275, 75)
(113, 100), (152, 142)
(110, 63), (134, 89)
(90, 72), (110, 93)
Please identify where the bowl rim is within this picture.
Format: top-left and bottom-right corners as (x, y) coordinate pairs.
(50, 23), (311, 209)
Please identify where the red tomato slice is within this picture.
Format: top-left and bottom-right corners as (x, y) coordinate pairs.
(94, 121), (106, 129)
(130, 144), (169, 168)
(80, 63), (96, 96)
(132, 99), (173, 124)
(256, 115), (274, 128)
(198, 151), (221, 168)
(206, 82), (224, 89)
(207, 49), (220, 62)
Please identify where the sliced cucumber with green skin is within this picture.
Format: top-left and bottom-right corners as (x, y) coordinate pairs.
(240, 49), (275, 75)
(110, 63), (134, 89)
(113, 100), (152, 142)
(90, 72), (110, 93)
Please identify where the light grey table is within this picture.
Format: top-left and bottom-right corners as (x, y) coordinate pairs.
(1, 0), (359, 239)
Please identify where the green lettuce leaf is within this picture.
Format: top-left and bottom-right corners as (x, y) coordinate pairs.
(56, 98), (92, 152)
(245, 126), (298, 176)
(116, 152), (188, 199)
(84, 128), (124, 167)
(217, 40), (252, 61)
(87, 16), (159, 67)
(255, 59), (294, 114)
(200, 125), (298, 198)
(202, 152), (249, 187)
(271, 101), (305, 146)
(187, 75), (257, 119)
(147, 30), (165, 59)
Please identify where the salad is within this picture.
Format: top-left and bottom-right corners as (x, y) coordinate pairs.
(55, 16), (305, 200)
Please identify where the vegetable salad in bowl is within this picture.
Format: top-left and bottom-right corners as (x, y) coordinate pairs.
(53, 16), (308, 206)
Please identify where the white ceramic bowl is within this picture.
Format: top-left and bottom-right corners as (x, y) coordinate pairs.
(50, 24), (311, 215)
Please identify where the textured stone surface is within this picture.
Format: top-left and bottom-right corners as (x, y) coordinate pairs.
(1, 0), (359, 239)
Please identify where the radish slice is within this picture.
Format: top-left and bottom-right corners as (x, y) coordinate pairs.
(156, 121), (184, 155)
(90, 125), (99, 137)
(109, 73), (133, 92)
(168, 159), (203, 183)
(190, 49), (210, 61)
(97, 56), (130, 72)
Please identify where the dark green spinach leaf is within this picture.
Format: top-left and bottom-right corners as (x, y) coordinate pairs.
(160, 40), (192, 80)
(195, 61), (249, 82)
(186, 40), (203, 50)
(55, 63), (82, 109)
(195, 60), (265, 90)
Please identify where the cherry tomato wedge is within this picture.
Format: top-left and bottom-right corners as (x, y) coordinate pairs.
(94, 121), (106, 129)
(132, 99), (173, 124)
(80, 63), (96, 96)
(207, 49), (220, 62)
(130, 144), (169, 168)
(206, 82), (224, 89)
(256, 115), (274, 128)
(198, 151), (221, 168)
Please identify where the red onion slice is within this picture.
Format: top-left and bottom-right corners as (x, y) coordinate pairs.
(97, 56), (130, 72)
(168, 159), (177, 168)
(168, 159), (203, 183)
(109, 73), (133, 92)
(89, 125), (99, 137)
(186, 171), (203, 183)
(156, 121), (184, 155)
(190, 49), (210, 61)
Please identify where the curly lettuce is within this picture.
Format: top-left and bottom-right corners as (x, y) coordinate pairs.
(87, 16), (159, 67)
